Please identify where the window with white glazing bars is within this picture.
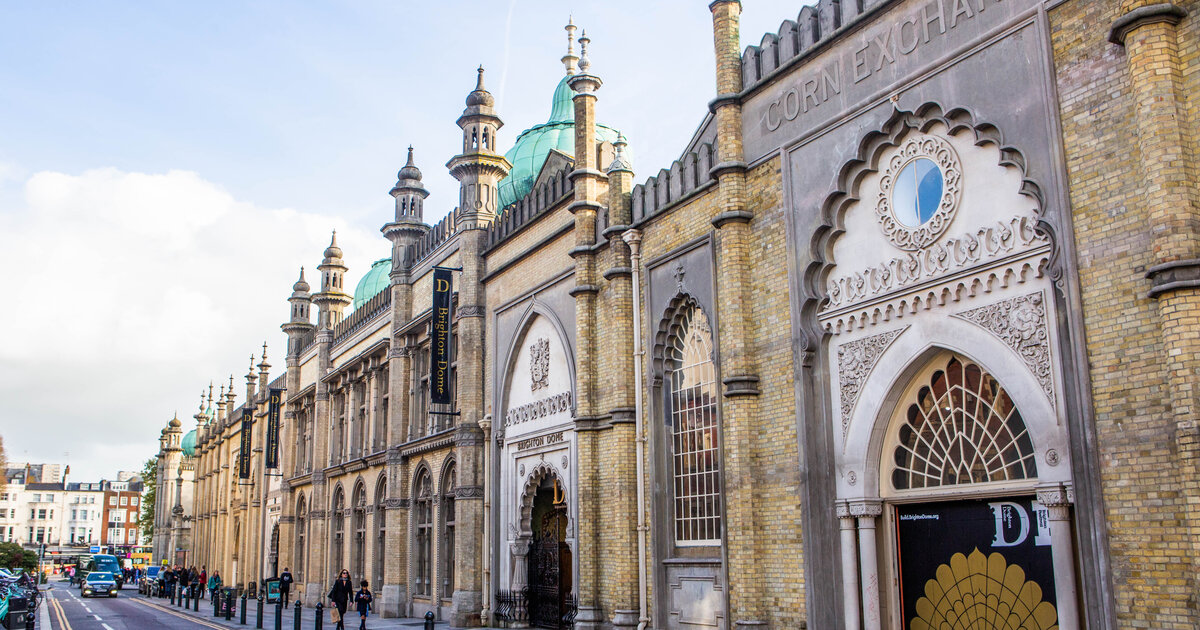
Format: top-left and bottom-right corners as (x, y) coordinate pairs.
(667, 305), (722, 546)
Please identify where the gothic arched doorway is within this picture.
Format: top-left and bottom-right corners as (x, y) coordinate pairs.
(527, 475), (572, 629)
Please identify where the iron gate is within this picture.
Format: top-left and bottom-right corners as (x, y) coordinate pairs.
(528, 505), (571, 628)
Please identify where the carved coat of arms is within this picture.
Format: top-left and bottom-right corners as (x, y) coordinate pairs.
(530, 338), (549, 392)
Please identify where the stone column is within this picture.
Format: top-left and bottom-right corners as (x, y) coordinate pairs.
(1038, 484), (1079, 630)
(709, 2), (764, 626)
(1112, 5), (1200, 623)
(851, 501), (882, 630)
(836, 502), (861, 630)
(383, 449), (408, 617)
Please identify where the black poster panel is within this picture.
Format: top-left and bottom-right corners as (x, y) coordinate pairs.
(431, 268), (453, 405)
(895, 497), (1058, 627)
(265, 388), (282, 469)
(238, 412), (253, 479)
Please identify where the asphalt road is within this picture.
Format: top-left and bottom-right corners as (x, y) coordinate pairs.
(44, 583), (227, 630)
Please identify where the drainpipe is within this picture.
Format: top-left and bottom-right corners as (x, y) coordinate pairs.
(480, 414), (493, 625)
(622, 229), (649, 630)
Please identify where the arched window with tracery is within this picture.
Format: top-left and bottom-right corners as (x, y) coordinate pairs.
(374, 478), (386, 591)
(665, 304), (722, 546)
(352, 483), (367, 579)
(890, 356), (1038, 490)
(331, 487), (345, 573)
(414, 469), (433, 597)
(440, 461), (457, 601)
(295, 496), (307, 580)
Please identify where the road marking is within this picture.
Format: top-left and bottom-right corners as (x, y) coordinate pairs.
(101, 624), (115, 630)
(50, 595), (74, 630)
(131, 596), (231, 630)
(93, 613), (102, 620)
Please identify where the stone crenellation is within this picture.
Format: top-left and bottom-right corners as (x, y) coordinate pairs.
(630, 141), (716, 222)
(739, 0), (885, 90)
(487, 162), (575, 249)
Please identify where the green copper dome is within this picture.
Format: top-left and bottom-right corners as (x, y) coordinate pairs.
(352, 258), (392, 310)
(497, 75), (627, 211)
(181, 430), (197, 458)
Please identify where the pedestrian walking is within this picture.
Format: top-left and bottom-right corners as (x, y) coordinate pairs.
(354, 581), (373, 630)
(279, 567), (293, 608)
(327, 569), (353, 630)
(208, 570), (222, 601)
(199, 567), (207, 600)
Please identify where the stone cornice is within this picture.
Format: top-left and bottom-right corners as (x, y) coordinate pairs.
(1146, 258), (1200, 298)
(1109, 3), (1188, 44)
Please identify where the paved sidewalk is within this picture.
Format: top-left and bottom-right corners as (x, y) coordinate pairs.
(132, 590), (506, 630)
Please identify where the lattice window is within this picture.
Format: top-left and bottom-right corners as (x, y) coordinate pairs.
(414, 471), (433, 596)
(352, 484), (366, 579)
(331, 489), (344, 572)
(374, 480), (386, 591)
(441, 463), (456, 600)
(891, 356), (1037, 490)
(295, 498), (306, 578)
(667, 305), (723, 545)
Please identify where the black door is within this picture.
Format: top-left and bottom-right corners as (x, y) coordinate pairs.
(528, 479), (572, 629)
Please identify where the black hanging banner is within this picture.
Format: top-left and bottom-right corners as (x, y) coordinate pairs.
(238, 410), (253, 479)
(431, 267), (453, 405)
(265, 388), (283, 469)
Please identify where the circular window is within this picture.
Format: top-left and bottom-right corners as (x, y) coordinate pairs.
(875, 135), (962, 251)
(892, 158), (943, 227)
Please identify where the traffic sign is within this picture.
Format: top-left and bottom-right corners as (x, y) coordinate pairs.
(89, 546), (100, 553)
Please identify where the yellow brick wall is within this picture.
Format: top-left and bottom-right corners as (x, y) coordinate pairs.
(1051, 0), (1199, 626)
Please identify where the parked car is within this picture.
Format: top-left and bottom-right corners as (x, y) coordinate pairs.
(82, 572), (118, 598)
(139, 566), (161, 595)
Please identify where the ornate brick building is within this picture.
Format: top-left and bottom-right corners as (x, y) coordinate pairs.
(172, 0), (1199, 628)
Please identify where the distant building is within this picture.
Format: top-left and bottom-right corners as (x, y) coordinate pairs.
(1, 465), (105, 552)
(151, 415), (194, 566)
(100, 479), (143, 556)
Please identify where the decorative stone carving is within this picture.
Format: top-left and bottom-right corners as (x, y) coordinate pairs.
(1045, 449), (1060, 467)
(562, 455), (569, 470)
(876, 135), (962, 251)
(825, 215), (1047, 310)
(848, 500), (883, 518)
(954, 292), (1053, 401)
(530, 338), (550, 392)
(456, 305), (485, 318)
(518, 463), (525, 477)
(1035, 483), (1073, 508)
(308, 509), (326, 519)
(837, 327), (906, 440)
(456, 485), (484, 498)
(504, 391), (573, 427)
(673, 262), (686, 292)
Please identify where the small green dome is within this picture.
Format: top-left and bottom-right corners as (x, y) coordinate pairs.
(181, 430), (197, 458)
(497, 75), (626, 210)
(352, 258), (392, 310)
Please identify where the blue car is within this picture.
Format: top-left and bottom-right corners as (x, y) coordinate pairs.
(82, 572), (118, 598)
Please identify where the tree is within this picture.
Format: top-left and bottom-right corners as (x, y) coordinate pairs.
(0, 541), (36, 572)
(139, 457), (158, 545)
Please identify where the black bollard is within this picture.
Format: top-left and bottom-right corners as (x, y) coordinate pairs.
(256, 595), (264, 628)
(274, 600), (283, 630)
(225, 590), (234, 621)
(241, 593), (248, 625)
(424, 610), (435, 630)
(293, 600), (302, 630)
(183, 587), (189, 609)
(314, 602), (323, 630)
(195, 588), (201, 612)
(214, 590), (221, 617)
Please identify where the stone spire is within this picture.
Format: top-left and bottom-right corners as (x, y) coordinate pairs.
(448, 66), (512, 228)
(245, 353), (257, 403)
(258, 342), (271, 393)
(390, 146), (430, 222)
(283, 267), (315, 358)
(313, 231), (352, 329)
(608, 133), (633, 173)
(562, 17), (579, 76)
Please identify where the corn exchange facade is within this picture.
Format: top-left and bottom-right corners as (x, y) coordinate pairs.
(164, 0), (1200, 628)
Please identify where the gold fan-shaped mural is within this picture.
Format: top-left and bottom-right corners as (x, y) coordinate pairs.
(911, 548), (1058, 630)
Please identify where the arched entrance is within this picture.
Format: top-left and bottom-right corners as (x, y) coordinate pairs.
(523, 470), (572, 629)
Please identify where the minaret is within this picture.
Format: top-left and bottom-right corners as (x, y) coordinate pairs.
(257, 342), (270, 394)
(313, 231), (352, 329)
(245, 354), (257, 404)
(562, 17), (580, 76)
(447, 67), (512, 228)
(282, 268), (314, 356)
(383, 147), (432, 279)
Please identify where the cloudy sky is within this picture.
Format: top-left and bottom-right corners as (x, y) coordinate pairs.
(0, 1), (805, 482)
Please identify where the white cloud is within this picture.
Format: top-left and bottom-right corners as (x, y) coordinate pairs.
(0, 166), (381, 481)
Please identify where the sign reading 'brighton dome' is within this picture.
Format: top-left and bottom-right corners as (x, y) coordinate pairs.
(431, 268), (453, 405)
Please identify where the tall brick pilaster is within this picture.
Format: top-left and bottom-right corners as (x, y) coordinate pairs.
(566, 37), (609, 629)
(709, 2), (765, 626)
(1112, 3), (1200, 622)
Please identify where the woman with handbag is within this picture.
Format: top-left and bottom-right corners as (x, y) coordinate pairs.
(327, 569), (353, 630)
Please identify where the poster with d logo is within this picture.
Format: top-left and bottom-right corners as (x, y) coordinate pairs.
(895, 497), (1058, 629)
